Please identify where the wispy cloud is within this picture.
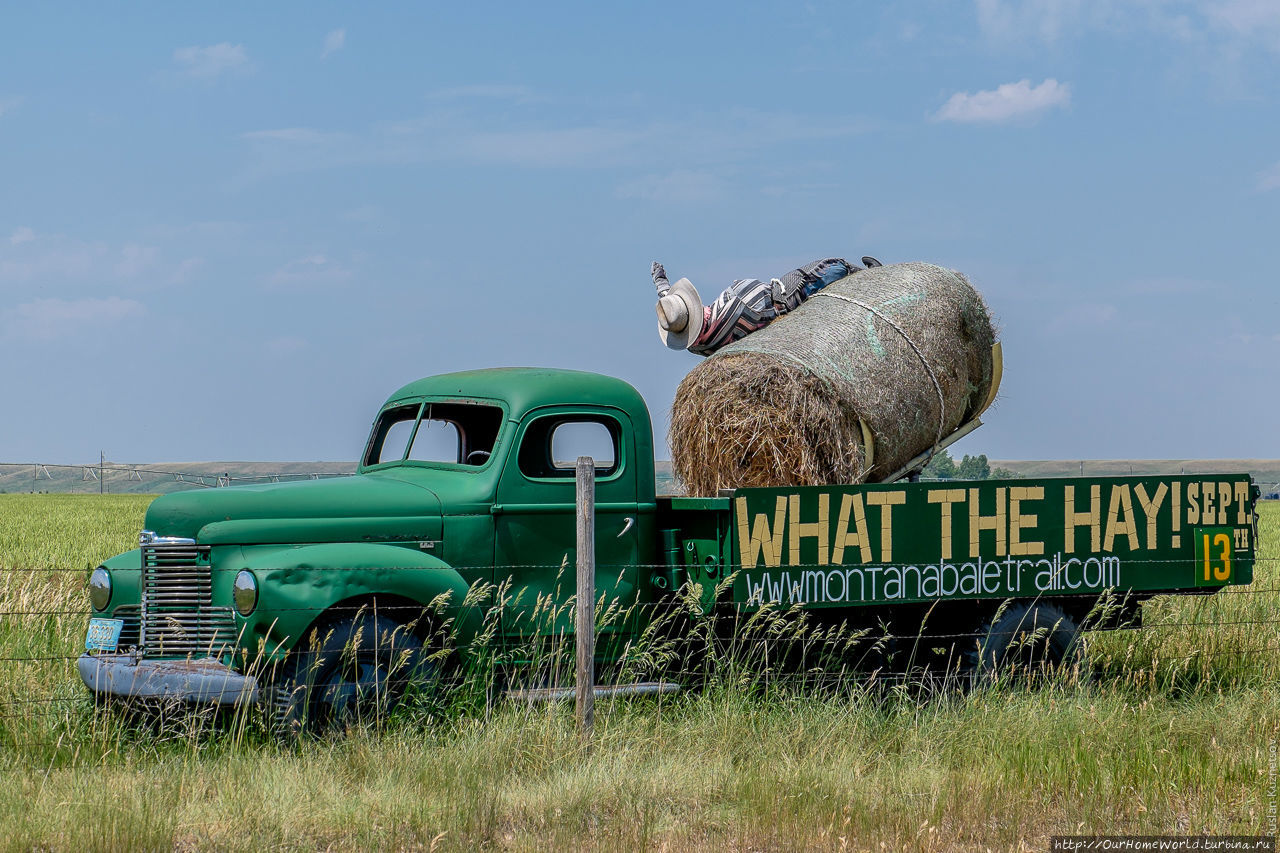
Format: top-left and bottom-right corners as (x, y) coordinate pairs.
(1257, 160), (1280, 191)
(1125, 276), (1214, 295)
(975, 0), (1088, 43)
(173, 43), (250, 79)
(268, 254), (352, 289)
(264, 335), (308, 356)
(425, 84), (533, 101)
(448, 124), (639, 168)
(975, 0), (1280, 53)
(241, 127), (337, 144)
(170, 257), (203, 284)
(2, 296), (145, 342)
(617, 170), (727, 204)
(237, 108), (877, 181)
(0, 96), (22, 119)
(342, 205), (381, 223)
(935, 78), (1071, 123)
(0, 234), (166, 286)
(322, 28), (346, 58)
(1046, 301), (1116, 335)
(1202, 0), (1280, 49)
(114, 244), (157, 278)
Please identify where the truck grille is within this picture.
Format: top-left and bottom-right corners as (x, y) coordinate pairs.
(140, 539), (238, 659)
(113, 604), (141, 649)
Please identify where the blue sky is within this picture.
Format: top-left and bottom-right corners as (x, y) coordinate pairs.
(1, 1), (1278, 464)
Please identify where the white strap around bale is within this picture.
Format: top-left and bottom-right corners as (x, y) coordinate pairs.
(811, 291), (948, 459)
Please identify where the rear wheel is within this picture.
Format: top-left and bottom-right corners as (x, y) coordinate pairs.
(271, 612), (429, 733)
(966, 601), (1080, 684)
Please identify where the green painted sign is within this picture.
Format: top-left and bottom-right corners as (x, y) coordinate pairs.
(732, 475), (1256, 609)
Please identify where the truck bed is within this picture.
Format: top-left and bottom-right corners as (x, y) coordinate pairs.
(661, 474), (1258, 611)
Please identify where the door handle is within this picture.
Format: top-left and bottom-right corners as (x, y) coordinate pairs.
(617, 517), (634, 538)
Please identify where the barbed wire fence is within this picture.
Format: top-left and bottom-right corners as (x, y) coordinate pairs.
(2, 554), (1278, 720)
(0, 472), (1276, 778)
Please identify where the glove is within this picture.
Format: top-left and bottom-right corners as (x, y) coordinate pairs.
(651, 261), (670, 295)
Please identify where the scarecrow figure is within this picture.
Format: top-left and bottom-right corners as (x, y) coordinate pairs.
(652, 256), (881, 356)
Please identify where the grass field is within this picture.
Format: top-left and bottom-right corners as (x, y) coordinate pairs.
(0, 494), (1277, 851)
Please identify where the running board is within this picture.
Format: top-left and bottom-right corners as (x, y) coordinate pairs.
(506, 681), (681, 703)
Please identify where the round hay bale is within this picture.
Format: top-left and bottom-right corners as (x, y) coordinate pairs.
(670, 262), (998, 495)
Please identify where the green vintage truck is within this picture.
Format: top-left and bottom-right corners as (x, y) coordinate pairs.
(78, 368), (1260, 724)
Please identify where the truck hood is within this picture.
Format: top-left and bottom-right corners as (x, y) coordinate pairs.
(143, 472), (443, 545)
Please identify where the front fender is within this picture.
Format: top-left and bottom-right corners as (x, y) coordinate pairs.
(99, 548), (142, 617)
(234, 543), (481, 662)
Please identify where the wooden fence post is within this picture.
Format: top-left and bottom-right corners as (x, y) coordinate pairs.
(575, 456), (595, 743)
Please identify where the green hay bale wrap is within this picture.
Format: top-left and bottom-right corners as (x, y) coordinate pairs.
(669, 262), (999, 495)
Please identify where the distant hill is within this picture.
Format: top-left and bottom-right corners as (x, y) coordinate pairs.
(656, 461), (679, 495)
(656, 459), (1280, 496)
(989, 459), (1280, 490)
(4, 458), (1277, 496)
(0, 461), (357, 495)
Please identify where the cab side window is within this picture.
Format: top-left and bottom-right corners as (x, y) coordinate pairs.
(518, 416), (619, 478)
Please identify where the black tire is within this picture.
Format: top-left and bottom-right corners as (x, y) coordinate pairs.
(967, 601), (1080, 683)
(271, 612), (428, 733)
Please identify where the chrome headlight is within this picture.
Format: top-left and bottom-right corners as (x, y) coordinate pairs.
(233, 570), (258, 616)
(89, 567), (112, 611)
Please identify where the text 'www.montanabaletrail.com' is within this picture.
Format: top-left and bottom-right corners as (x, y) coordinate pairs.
(1051, 838), (1275, 852)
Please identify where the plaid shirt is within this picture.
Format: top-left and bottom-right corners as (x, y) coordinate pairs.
(688, 258), (858, 356)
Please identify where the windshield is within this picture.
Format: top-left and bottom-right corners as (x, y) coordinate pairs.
(364, 401), (504, 468)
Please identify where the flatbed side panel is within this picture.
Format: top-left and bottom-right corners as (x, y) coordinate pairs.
(730, 475), (1257, 610)
(656, 497), (735, 608)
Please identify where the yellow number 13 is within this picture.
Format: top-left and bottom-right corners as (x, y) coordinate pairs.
(1202, 532), (1232, 582)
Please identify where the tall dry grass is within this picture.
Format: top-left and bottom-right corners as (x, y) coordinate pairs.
(0, 495), (1276, 850)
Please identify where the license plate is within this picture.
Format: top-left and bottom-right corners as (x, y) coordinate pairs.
(85, 618), (124, 653)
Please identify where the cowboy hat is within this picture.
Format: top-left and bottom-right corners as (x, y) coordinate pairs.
(656, 277), (704, 350)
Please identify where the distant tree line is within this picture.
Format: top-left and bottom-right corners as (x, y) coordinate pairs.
(921, 449), (1019, 481)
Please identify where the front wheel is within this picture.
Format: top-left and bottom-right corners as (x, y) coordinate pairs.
(270, 612), (429, 733)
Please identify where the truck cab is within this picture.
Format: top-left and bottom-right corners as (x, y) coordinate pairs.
(361, 368), (660, 638)
(79, 368), (662, 723)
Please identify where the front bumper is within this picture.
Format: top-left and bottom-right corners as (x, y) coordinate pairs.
(77, 653), (259, 706)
